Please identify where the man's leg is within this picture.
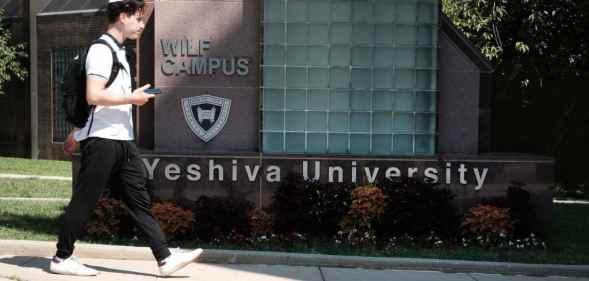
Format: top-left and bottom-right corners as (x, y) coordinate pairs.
(117, 143), (171, 262)
(56, 138), (117, 259)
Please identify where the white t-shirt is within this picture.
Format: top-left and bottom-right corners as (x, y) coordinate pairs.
(74, 34), (134, 142)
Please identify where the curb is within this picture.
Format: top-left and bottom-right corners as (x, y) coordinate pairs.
(0, 174), (71, 181)
(1, 240), (588, 278)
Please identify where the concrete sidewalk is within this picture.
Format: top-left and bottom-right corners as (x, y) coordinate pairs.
(1, 240), (589, 281)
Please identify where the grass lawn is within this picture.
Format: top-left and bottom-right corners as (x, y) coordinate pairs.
(0, 179), (71, 198)
(0, 200), (588, 265)
(0, 157), (71, 177)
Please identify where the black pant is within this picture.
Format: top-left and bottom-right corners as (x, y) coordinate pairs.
(56, 138), (171, 261)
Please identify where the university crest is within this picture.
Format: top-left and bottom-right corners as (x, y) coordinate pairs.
(181, 95), (231, 142)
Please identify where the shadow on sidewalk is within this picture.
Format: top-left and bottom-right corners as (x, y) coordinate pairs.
(0, 256), (188, 278)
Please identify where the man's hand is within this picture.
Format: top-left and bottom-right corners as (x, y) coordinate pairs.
(128, 84), (157, 106)
(63, 128), (80, 158)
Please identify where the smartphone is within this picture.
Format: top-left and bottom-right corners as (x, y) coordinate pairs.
(144, 88), (161, 95)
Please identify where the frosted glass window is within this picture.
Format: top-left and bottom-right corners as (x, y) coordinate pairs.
(286, 111), (306, 131)
(286, 133), (306, 152)
(262, 0), (439, 155)
(308, 133), (327, 153)
(286, 68), (307, 88)
(264, 111), (284, 130)
(264, 23), (284, 44)
(285, 89), (306, 109)
(264, 66), (284, 88)
(330, 68), (350, 88)
(264, 0), (284, 23)
(287, 46), (307, 66)
(308, 89), (329, 110)
(309, 24), (329, 45)
(287, 0), (307, 22)
(329, 112), (349, 132)
(350, 135), (370, 154)
(263, 89), (284, 109)
(328, 134), (348, 153)
(309, 46), (329, 66)
(330, 24), (352, 44)
(263, 132), (284, 152)
(308, 112), (327, 131)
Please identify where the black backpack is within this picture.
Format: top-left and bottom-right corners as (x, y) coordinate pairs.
(61, 39), (133, 133)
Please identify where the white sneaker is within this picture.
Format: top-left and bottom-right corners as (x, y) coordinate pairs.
(49, 256), (99, 276)
(158, 248), (203, 276)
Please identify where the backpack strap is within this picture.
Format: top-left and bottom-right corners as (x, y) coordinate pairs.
(84, 39), (126, 137)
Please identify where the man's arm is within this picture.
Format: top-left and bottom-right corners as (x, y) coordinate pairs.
(63, 128), (80, 157)
(86, 76), (154, 106)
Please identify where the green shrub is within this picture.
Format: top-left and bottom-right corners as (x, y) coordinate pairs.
(85, 198), (128, 239)
(192, 196), (253, 242)
(152, 202), (194, 241)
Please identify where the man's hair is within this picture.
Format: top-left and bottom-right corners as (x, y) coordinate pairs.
(106, 0), (145, 24)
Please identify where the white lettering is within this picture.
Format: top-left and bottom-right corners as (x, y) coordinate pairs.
(364, 167), (380, 183)
(165, 164), (181, 181)
(245, 165), (260, 182)
(187, 164), (201, 181)
(458, 164), (468, 184)
(142, 158), (160, 180)
(328, 166), (343, 183)
(266, 166), (281, 182)
(385, 167), (401, 178)
(408, 167), (418, 178)
(424, 167), (439, 183)
(209, 160), (223, 181)
(303, 161), (320, 181)
(473, 168), (489, 190)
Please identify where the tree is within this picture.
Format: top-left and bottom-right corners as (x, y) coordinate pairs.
(0, 8), (28, 94)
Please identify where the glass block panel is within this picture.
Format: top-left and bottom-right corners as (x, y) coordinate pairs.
(263, 89), (284, 109)
(350, 112), (370, 132)
(264, 0), (284, 22)
(309, 24), (329, 44)
(351, 68), (371, 89)
(350, 91), (371, 110)
(330, 90), (350, 110)
(352, 24), (373, 44)
(309, 68), (329, 88)
(373, 91), (393, 110)
(285, 111), (306, 131)
(396, 69), (414, 89)
(374, 0), (395, 22)
(393, 134), (413, 154)
(308, 133), (327, 153)
(287, 46), (307, 66)
(308, 89), (329, 110)
(331, 0), (351, 22)
(309, 46), (329, 66)
(352, 0), (371, 22)
(350, 134), (370, 154)
(309, 0), (330, 22)
(397, 25), (417, 45)
(373, 112), (392, 133)
(330, 68), (350, 88)
(330, 45), (351, 66)
(286, 68), (307, 88)
(417, 70), (436, 90)
(329, 112), (349, 132)
(397, 3), (417, 23)
(415, 113), (436, 133)
(394, 91), (415, 111)
(374, 69), (393, 89)
(328, 133), (348, 153)
(394, 113), (414, 132)
(263, 111), (284, 130)
(308, 111), (327, 131)
(264, 66), (284, 88)
(287, 23), (307, 44)
(330, 24), (351, 44)
(416, 48), (433, 68)
(286, 133), (306, 152)
(287, 0), (307, 22)
(374, 48), (394, 67)
(417, 26), (437, 45)
(263, 132), (284, 152)
(285, 89), (307, 109)
(264, 45), (284, 65)
(415, 134), (435, 155)
(372, 134), (392, 154)
(415, 92), (437, 112)
(352, 47), (372, 67)
(264, 23), (285, 44)
(418, 3), (437, 24)
(375, 24), (393, 45)
(395, 48), (415, 68)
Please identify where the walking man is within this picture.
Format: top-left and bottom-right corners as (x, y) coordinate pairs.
(51, 0), (202, 276)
